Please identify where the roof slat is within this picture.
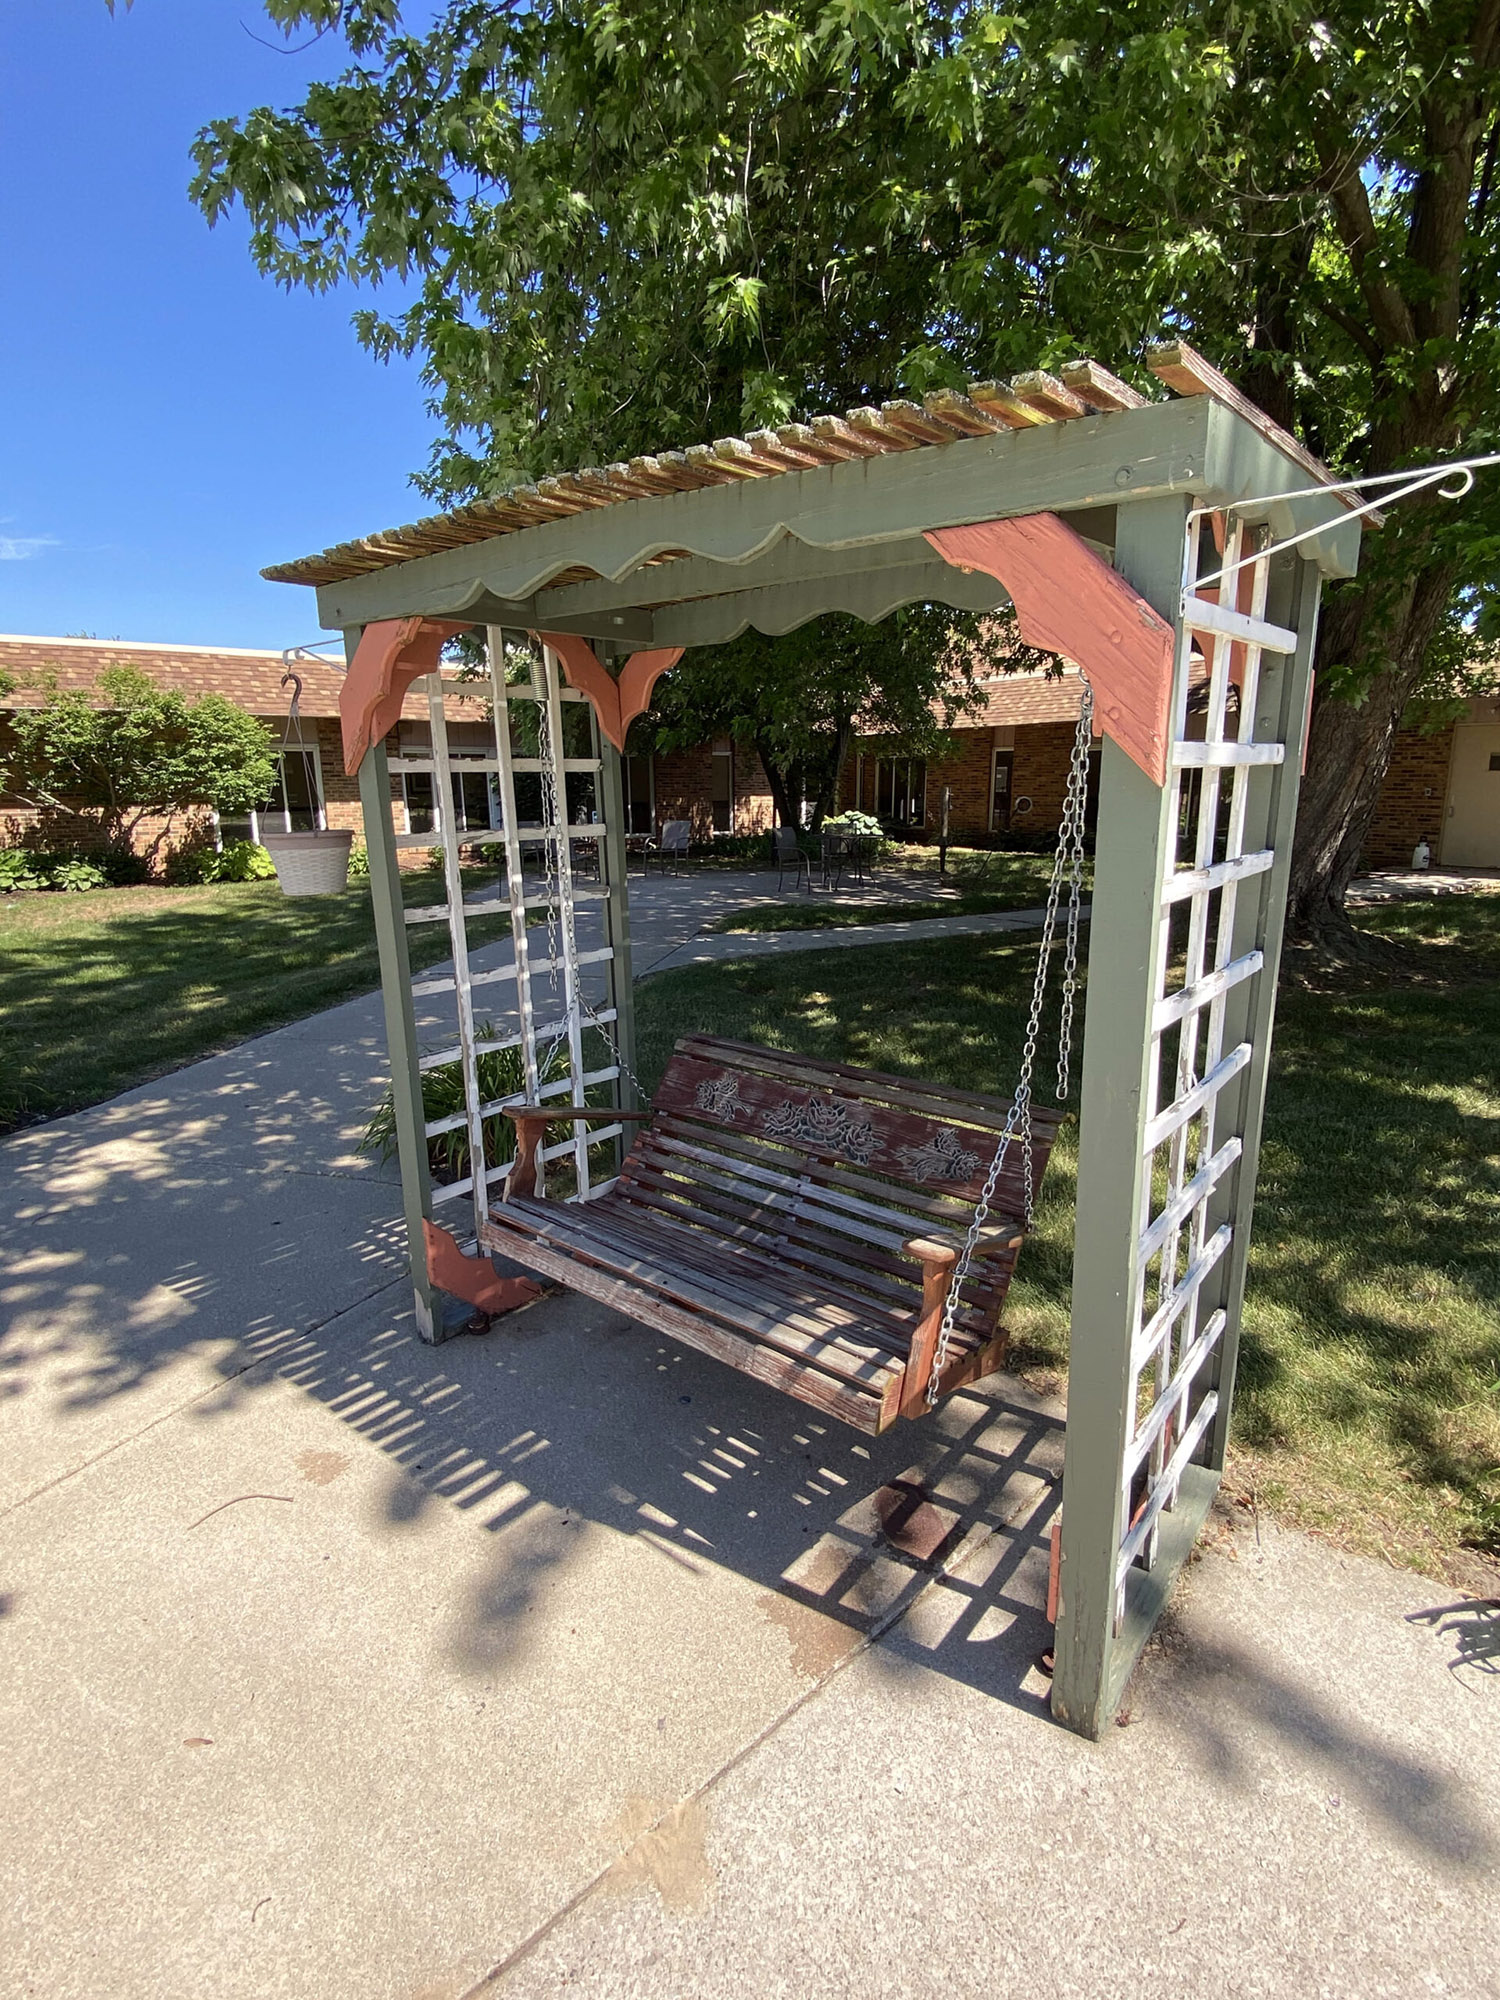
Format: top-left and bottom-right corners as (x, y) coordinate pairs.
(809, 414), (885, 458)
(1010, 370), (1090, 420)
(878, 399), (964, 445)
(965, 380), (1053, 429)
(923, 390), (1007, 437)
(1058, 358), (1147, 412)
(844, 407), (923, 451)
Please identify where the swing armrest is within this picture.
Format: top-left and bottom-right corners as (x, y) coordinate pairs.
(901, 1225), (1024, 1271)
(500, 1105), (654, 1123)
(903, 1237), (958, 1271)
(501, 1106), (653, 1204)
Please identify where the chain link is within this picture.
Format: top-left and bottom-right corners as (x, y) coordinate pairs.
(535, 686), (650, 1108)
(925, 679), (1095, 1409)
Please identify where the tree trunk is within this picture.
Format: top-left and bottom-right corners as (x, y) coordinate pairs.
(754, 737), (802, 830)
(807, 716), (856, 833)
(1286, 555), (1458, 954)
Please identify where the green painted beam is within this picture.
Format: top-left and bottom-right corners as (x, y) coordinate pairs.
(650, 559), (1008, 647)
(355, 720), (439, 1342)
(309, 399), (1357, 633)
(1050, 494), (1190, 1740)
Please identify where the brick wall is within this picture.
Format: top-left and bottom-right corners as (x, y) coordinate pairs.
(0, 712), (371, 867)
(1011, 722), (1076, 837)
(648, 741), (774, 839)
(843, 721), (1076, 841)
(319, 718), (365, 836)
(1360, 723), (1455, 869)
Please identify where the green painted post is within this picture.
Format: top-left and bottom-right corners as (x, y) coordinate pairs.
(595, 730), (640, 1113)
(1202, 554), (1322, 1472)
(356, 718), (439, 1342)
(1050, 495), (1190, 1739)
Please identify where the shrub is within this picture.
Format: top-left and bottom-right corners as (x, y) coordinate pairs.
(0, 848), (111, 893)
(163, 839), (277, 885)
(0, 850), (46, 892)
(347, 839), (370, 880)
(362, 1029), (569, 1183)
(91, 846), (153, 886)
(162, 841), (219, 885)
(821, 809), (884, 840)
(207, 840), (277, 883)
(48, 859), (109, 893)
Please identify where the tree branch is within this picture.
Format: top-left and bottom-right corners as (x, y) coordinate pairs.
(1320, 142), (1417, 352)
(1311, 292), (1388, 369)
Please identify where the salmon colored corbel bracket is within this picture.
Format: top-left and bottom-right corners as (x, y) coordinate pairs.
(422, 1220), (543, 1317)
(536, 632), (686, 753)
(924, 515), (1177, 786)
(340, 616), (472, 776)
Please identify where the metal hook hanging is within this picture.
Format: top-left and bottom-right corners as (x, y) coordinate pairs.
(278, 668), (305, 753)
(1190, 450), (1500, 593)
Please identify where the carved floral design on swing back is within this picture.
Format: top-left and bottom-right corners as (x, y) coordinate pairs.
(896, 1126), (983, 1184)
(693, 1072), (747, 1121)
(762, 1094), (880, 1166)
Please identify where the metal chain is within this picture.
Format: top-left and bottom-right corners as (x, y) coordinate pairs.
(1055, 682), (1095, 1100)
(925, 678), (1095, 1408)
(535, 689), (650, 1107)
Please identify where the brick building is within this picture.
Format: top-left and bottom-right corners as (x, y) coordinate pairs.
(0, 633), (488, 864)
(4, 633), (1492, 872)
(1360, 693), (1500, 869)
(840, 668), (1092, 841)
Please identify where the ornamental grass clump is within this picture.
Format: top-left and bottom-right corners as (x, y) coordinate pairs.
(362, 1027), (569, 1183)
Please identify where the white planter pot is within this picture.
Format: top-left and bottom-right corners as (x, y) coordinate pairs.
(263, 830), (354, 898)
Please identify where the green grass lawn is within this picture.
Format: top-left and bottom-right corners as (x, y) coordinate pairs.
(636, 894), (1500, 1589)
(5, 851), (1495, 1587)
(707, 851), (1073, 932)
(0, 867), (513, 1132)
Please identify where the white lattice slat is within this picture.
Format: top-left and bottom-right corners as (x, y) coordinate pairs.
(1171, 741), (1285, 768)
(1181, 597), (1297, 652)
(1152, 951), (1263, 1032)
(1142, 1044), (1252, 1152)
(1162, 849), (1274, 903)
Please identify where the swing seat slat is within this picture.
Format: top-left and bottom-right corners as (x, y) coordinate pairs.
(480, 1035), (1060, 1434)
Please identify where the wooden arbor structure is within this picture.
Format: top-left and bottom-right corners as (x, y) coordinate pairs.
(265, 345), (1365, 1737)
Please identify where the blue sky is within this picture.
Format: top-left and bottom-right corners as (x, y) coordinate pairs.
(0, 1), (443, 648)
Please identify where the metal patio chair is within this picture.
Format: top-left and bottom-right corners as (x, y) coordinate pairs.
(773, 825), (810, 891)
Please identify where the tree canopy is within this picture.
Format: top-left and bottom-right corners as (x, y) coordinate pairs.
(5, 666), (279, 854)
(193, 0), (1500, 932)
(642, 606), (1031, 831)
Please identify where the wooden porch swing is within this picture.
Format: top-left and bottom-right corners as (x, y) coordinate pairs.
(478, 678), (1095, 1435)
(274, 344), (1362, 1732)
(485, 1036), (1062, 1435)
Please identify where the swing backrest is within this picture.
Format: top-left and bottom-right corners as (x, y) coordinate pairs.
(617, 1035), (1062, 1319)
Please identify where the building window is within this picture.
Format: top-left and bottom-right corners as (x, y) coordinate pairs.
(221, 737), (325, 844)
(871, 756), (926, 830)
(710, 737), (734, 833)
(398, 722), (502, 837)
(990, 749), (1014, 832)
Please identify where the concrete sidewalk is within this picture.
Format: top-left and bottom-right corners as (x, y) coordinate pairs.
(2, 872), (1496, 1998)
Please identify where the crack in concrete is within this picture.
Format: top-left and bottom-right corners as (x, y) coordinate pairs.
(0, 1275), (409, 1524)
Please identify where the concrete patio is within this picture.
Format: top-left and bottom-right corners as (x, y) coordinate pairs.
(2, 871), (1496, 1997)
